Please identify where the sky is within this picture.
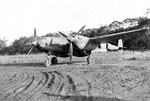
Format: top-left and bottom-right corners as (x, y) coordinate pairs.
(0, 0), (149, 45)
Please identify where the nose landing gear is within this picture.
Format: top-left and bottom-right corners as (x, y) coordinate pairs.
(45, 56), (58, 67)
(51, 57), (58, 64)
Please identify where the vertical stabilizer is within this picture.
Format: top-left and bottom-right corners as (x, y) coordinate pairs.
(118, 39), (123, 48)
(118, 39), (123, 51)
(100, 43), (107, 52)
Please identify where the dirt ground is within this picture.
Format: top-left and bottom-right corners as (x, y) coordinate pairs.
(0, 51), (150, 101)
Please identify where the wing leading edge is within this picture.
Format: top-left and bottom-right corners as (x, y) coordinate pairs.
(90, 28), (148, 44)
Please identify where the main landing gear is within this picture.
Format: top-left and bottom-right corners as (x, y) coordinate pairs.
(87, 55), (90, 65)
(44, 55), (58, 67)
(87, 55), (95, 65)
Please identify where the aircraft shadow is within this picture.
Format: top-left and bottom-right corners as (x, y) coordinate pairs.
(0, 61), (86, 67)
(56, 60), (86, 65)
(0, 63), (44, 67)
(43, 93), (129, 101)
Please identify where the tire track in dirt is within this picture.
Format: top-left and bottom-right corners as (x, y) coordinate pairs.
(0, 67), (92, 101)
(2, 65), (146, 101)
(65, 71), (93, 101)
(0, 72), (31, 100)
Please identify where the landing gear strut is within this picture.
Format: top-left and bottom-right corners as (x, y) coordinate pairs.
(45, 56), (58, 67)
(87, 55), (95, 65)
(87, 55), (90, 65)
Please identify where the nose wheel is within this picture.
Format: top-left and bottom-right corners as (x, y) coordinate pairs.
(51, 57), (58, 64)
(45, 56), (58, 67)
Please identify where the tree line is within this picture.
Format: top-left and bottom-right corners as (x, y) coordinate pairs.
(81, 17), (150, 50)
(0, 17), (150, 55)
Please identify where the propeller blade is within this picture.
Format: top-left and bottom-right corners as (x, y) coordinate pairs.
(27, 47), (34, 55)
(71, 25), (86, 37)
(34, 28), (37, 41)
(69, 43), (73, 61)
(58, 31), (73, 60)
(58, 31), (67, 38)
(77, 25), (86, 34)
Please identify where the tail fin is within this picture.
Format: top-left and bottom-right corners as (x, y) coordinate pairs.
(118, 39), (123, 48)
(118, 39), (126, 50)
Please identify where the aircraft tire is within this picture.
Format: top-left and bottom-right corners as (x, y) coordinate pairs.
(45, 57), (51, 67)
(88, 55), (95, 65)
(51, 57), (58, 64)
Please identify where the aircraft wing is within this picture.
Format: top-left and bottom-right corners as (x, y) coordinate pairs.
(89, 28), (148, 44)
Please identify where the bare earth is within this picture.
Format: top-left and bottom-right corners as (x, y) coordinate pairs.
(0, 51), (150, 101)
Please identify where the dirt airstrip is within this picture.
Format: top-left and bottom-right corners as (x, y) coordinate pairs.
(0, 51), (150, 101)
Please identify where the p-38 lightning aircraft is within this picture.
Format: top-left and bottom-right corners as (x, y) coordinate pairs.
(27, 26), (148, 67)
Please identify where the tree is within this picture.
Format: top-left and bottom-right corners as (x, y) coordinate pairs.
(0, 38), (7, 50)
(0, 36), (39, 55)
(10, 36), (40, 55)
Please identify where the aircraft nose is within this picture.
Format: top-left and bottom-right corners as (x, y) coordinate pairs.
(26, 41), (37, 46)
(67, 36), (74, 42)
(32, 41), (37, 46)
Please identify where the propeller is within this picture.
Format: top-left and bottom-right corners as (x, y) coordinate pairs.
(58, 31), (67, 38)
(58, 25), (86, 61)
(27, 47), (34, 54)
(77, 25), (86, 34)
(27, 28), (37, 54)
(71, 25), (86, 37)
(59, 31), (73, 61)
